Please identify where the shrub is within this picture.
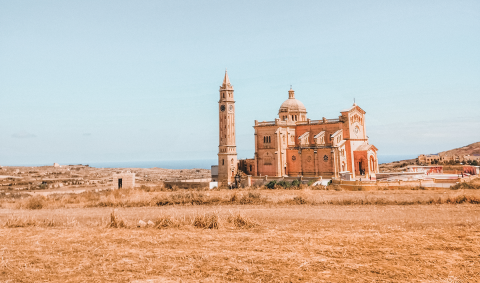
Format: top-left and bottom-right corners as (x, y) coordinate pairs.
(26, 195), (44, 210)
(451, 182), (480, 190)
(291, 179), (301, 187)
(277, 180), (290, 189)
(265, 180), (277, 189)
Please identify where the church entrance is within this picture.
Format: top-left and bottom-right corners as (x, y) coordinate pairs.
(358, 161), (365, 176)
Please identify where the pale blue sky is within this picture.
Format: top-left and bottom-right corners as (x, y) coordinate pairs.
(1, 0), (479, 166)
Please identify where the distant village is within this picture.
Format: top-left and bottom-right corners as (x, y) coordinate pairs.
(417, 154), (480, 166)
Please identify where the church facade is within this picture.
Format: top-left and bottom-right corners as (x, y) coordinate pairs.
(217, 71), (379, 185)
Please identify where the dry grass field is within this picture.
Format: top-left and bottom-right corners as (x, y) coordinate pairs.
(3, 183), (480, 210)
(0, 180), (480, 282)
(1, 186), (480, 282)
(1, 205), (479, 282)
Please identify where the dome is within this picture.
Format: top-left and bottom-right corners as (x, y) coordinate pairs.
(278, 89), (307, 113)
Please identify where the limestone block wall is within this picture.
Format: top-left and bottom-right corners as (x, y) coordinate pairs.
(113, 173), (135, 189)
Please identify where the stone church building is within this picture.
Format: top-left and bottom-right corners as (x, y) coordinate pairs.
(217, 71), (379, 185)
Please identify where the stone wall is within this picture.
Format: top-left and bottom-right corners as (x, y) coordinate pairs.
(164, 181), (210, 189)
(113, 173), (135, 189)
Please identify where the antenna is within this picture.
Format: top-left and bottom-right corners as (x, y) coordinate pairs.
(290, 85), (292, 89)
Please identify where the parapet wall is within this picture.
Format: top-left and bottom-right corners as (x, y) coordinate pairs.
(332, 177), (465, 189)
(250, 176), (321, 187)
(164, 178), (212, 189)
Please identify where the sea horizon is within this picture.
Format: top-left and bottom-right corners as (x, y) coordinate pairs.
(1, 155), (417, 169)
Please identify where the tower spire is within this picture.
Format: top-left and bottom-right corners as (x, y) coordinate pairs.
(223, 69), (230, 86)
(218, 70), (237, 186)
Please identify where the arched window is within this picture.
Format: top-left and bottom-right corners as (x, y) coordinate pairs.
(222, 159), (224, 165)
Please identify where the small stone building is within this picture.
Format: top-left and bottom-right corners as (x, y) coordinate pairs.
(112, 173), (135, 189)
(211, 165), (218, 182)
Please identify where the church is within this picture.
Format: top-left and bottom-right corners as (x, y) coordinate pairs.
(216, 71), (379, 186)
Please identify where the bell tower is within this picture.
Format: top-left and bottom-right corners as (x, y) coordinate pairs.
(218, 70), (237, 186)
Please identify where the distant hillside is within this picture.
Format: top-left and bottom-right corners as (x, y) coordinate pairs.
(378, 141), (480, 172)
(438, 142), (480, 156)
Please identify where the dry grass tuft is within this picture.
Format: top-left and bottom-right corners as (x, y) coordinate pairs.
(3, 216), (56, 228)
(108, 210), (126, 228)
(154, 215), (180, 229)
(232, 192), (264, 204)
(193, 212), (219, 229)
(290, 196), (308, 205)
(227, 212), (259, 228)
